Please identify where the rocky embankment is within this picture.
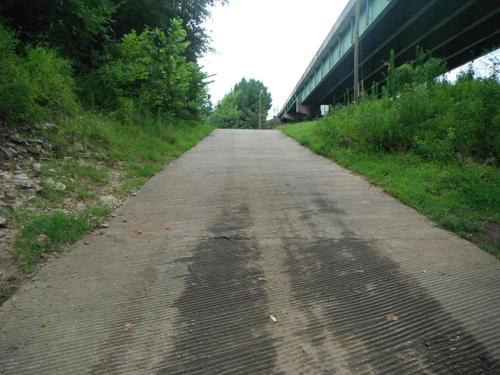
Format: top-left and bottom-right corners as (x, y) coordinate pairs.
(0, 121), (124, 301)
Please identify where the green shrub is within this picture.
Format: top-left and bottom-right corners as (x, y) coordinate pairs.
(316, 69), (500, 163)
(80, 19), (207, 118)
(0, 25), (79, 123)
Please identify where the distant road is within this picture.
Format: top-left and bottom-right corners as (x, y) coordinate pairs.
(1, 129), (499, 374)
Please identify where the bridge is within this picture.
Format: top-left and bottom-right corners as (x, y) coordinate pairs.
(279, 0), (500, 121)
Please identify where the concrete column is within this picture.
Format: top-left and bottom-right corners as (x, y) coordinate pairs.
(296, 102), (321, 117)
(282, 112), (301, 122)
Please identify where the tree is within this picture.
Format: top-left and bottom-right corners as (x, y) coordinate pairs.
(209, 92), (242, 128)
(0, 0), (227, 71)
(0, 0), (116, 72)
(81, 19), (207, 117)
(112, 0), (228, 61)
(211, 78), (272, 128)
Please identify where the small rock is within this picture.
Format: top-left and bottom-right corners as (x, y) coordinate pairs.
(0, 216), (7, 228)
(73, 143), (85, 152)
(28, 146), (41, 156)
(122, 219), (128, 223)
(84, 241), (90, 246)
(0, 171), (12, 180)
(36, 234), (49, 244)
(385, 313), (399, 321)
(32, 139), (44, 145)
(14, 173), (35, 189)
(9, 134), (26, 145)
(20, 189), (35, 199)
(39, 122), (57, 130)
(32, 163), (42, 175)
(0, 146), (13, 161)
(54, 182), (66, 192)
(99, 223), (109, 229)
(45, 177), (55, 186)
(99, 195), (117, 207)
(124, 322), (136, 332)
(76, 203), (86, 211)
(131, 192), (137, 197)
(37, 189), (50, 199)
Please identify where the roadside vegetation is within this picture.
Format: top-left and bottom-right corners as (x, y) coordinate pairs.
(210, 78), (273, 128)
(9, 116), (212, 276)
(0, 0), (225, 301)
(283, 53), (500, 258)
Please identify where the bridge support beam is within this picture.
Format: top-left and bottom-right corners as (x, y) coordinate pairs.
(282, 112), (301, 122)
(296, 102), (321, 118)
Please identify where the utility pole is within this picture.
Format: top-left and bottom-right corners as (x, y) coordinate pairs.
(258, 89), (263, 130)
(354, 0), (361, 102)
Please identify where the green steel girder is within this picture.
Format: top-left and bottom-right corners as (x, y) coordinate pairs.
(279, 0), (500, 120)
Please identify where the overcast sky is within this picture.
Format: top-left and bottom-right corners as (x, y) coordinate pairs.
(200, 0), (499, 116)
(200, 0), (349, 117)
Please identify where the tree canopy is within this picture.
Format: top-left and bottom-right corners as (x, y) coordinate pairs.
(0, 0), (226, 71)
(211, 78), (272, 129)
(0, 0), (226, 121)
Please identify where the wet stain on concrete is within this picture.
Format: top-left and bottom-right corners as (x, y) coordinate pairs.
(157, 205), (276, 374)
(284, 196), (500, 374)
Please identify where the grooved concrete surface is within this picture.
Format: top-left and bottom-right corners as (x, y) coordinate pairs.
(1, 129), (500, 374)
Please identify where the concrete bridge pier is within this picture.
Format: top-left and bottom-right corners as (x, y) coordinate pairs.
(282, 112), (301, 122)
(296, 102), (321, 118)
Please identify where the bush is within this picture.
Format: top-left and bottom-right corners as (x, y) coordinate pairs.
(80, 19), (207, 118)
(0, 25), (79, 123)
(316, 63), (500, 163)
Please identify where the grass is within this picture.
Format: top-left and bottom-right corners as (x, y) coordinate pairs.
(9, 112), (213, 276)
(283, 122), (500, 259)
(13, 207), (111, 273)
(100, 115), (214, 194)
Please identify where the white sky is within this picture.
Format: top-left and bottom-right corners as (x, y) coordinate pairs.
(200, 0), (499, 117)
(200, 0), (349, 117)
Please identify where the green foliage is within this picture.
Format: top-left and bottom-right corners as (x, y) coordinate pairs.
(211, 78), (272, 128)
(0, 0), (116, 72)
(1, 1), (225, 122)
(45, 112), (214, 195)
(13, 207), (111, 273)
(0, 25), (79, 123)
(384, 48), (447, 97)
(101, 114), (214, 193)
(81, 20), (207, 117)
(111, 0), (228, 61)
(209, 93), (243, 128)
(315, 72), (500, 162)
(0, 0), (226, 70)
